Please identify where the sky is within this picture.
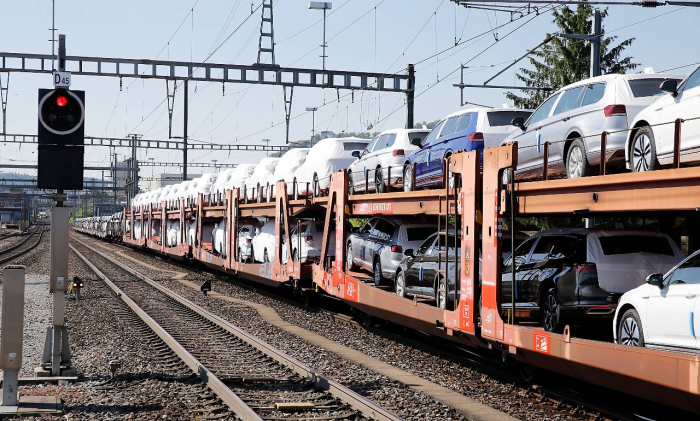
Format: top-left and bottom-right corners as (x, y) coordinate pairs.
(0, 0), (698, 185)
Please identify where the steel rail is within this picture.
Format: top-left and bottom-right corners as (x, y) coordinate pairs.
(69, 243), (264, 421)
(72, 236), (404, 421)
(0, 224), (45, 264)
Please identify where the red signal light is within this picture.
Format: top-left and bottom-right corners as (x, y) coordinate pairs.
(56, 96), (68, 107)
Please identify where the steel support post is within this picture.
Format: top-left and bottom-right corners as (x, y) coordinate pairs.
(1, 266), (25, 406)
(183, 79), (188, 181)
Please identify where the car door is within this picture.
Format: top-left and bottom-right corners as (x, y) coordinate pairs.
(363, 134), (389, 188)
(502, 237), (538, 306)
(356, 218), (377, 269)
(405, 234), (437, 296)
(351, 136), (380, 191)
(526, 235), (581, 306)
(509, 93), (562, 176)
(413, 120), (445, 182)
(368, 218), (395, 268)
(645, 252), (700, 349)
(659, 67), (700, 164)
(550, 85), (587, 165)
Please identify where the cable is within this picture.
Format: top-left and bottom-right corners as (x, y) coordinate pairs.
(659, 62), (700, 73)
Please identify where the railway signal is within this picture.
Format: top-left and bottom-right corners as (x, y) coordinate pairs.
(37, 88), (85, 146)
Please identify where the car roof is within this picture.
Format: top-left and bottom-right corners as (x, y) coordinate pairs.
(553, 73), (685, 92)
(378, 128), (431, 135)
(533, 228), (671, 238)
(441, 107), (531, 120)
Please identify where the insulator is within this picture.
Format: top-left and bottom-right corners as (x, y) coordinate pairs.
(640, 0), (661, 7)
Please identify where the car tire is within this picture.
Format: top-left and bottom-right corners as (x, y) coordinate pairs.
(541, 288), (564, 333)
(375, 167), (385, 193)
(346, 243), (358, 271)
(566, 139), (592, 178)
(250, 245), (255, 263)
(264, 249), (269, 263)
(348, 172), (355, 195)
(618, 308), (645, 347)
(403, 164), (413, 192)
(395, 270), (406, 298)
(373, 258), (383, 286)
(436, 276), (448, 310)
(631, 126), (659, 172)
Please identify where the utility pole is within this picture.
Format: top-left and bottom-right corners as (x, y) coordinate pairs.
(406, 64), (415, 129)
(306, 107), (318, 145)
(591, 8), (602, 78)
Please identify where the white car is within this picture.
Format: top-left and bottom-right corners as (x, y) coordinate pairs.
(223, 164), (256, 196)
(615, 249), (700, 350)
(252, 220), (280, 263)
(505, 73), (683, 179)
(267, 148), (310, 199)
(294, 137), (369, 196)
(283, 221), (336, 263)
(348, 128), (429, 194)
(626, 64), (700, 172)
(236, 223), (259, 263)
(245, 158), (280, 201)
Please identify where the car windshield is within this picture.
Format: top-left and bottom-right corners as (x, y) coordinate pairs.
(240, 227), (249, 234)
(628, 78), (681, 97)
(422, 120), (445, 146)
(666, 252), (700, 285)
(486, 111), (532, 127)
(598, 235), (674, 256)
(406, 226), (436, 241)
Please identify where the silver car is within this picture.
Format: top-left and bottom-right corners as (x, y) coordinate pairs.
(347, 129), (429, 194)
(505, 73), (683, 179)
(346, 217), (436, 286)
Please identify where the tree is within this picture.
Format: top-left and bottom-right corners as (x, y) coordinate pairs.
(506, 5), (638, 109)
(413, 120), (440, 130)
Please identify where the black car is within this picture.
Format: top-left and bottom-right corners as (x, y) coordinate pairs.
(502, 229), (684, 333)
(395, 232), (460, 309)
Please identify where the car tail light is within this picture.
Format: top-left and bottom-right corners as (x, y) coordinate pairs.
(468, 132), (484, 142)
(604, 104), (626, 117)
(392, 149), (405, 156)
(391, 245), (403, 253)
(304, 236), (313, 244)
(576, 263), (598, 274)
(246, 238), (251, 244)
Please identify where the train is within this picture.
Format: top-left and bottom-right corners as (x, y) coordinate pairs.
(74, 145), (700, 414)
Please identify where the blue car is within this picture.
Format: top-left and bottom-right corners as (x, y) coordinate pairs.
(403, 107), (531, 191)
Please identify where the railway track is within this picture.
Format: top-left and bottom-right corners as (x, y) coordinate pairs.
(71, 237), (403, 421)
(0, 224), (46, 264)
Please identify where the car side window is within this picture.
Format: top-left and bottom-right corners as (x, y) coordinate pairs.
(384, 133), (397, 148)
(527, 93), (561, 126)
(423, 120), (446, 146)
(530, 235), (579, 261)
(508, 237), (537, 267)
(666, 252), (700, 285)
(360, 219), (375, 234)
(374, 134), (390, 151)
(454, 113), (473, 132)
(417, 235), (437, 256)
(439, 116), (462, 138)
(580, 83), (606, 106)
(680, 67), (700, 92)
(363, 136), (380, 156)
(370, 219), (395, 240)
(553, 86), (586, 115)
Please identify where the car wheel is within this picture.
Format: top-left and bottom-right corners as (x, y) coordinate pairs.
(375, 167), (385, 193)
(346, 243), (358, 271)
(348, 172), (355, 195)
(250, 245), (255, 262)
(264, 249), (269, 263)
(618, 308), (645, 347)
(631, 126), (659, 172)
(436, 276), (447, 310)
(566, 139), (592, 178)
(395, 270), (406, 298)
(373, 259), (383, 286)
(541, 288), (564, 333)
(403, 164), (413, 192)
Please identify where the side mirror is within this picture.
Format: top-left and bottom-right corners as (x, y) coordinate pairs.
(660, 79), (678, 98)
(646, 273), (664, 288)
(411, 138), (422, 147)
(351, 151), (361, 158)
(511, 117), (526, 131)
(403, 248), (414, 257)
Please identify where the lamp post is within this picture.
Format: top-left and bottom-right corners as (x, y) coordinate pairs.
(309, 2), (332, 74)
(262, 139), (270, 157)
(305, 107), (318, 145)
